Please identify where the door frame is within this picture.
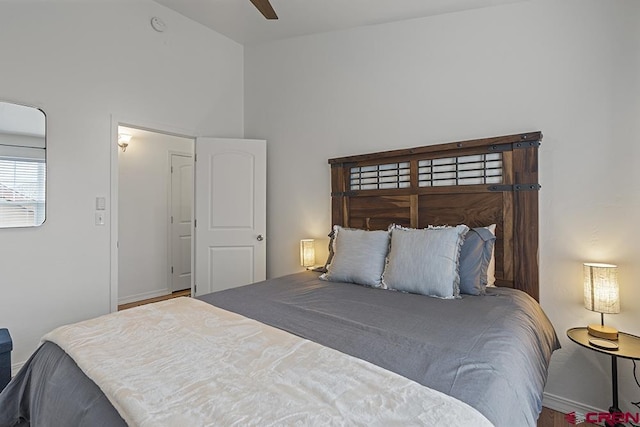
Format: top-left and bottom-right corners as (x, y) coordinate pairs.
(109, 115), (197, 313)
(167, 151), (194, 293)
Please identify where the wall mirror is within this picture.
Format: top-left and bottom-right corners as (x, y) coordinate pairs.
(0, 101), (46, 228)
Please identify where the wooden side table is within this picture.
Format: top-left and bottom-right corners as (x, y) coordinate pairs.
(567, 327), (640, 427)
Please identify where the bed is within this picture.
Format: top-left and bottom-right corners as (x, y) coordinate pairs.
(0, 131), (559, 427)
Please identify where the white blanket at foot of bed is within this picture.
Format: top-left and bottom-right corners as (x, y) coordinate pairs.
(43, 297), (492, 427)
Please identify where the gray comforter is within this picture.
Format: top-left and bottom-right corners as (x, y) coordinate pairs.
(0, 341), (126, 427)
(0, 271), (559, 426)
(201, 272), (560, 426)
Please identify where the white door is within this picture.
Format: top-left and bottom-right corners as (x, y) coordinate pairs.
(170, 153), (193, 292)
(194, 138), (266, 296)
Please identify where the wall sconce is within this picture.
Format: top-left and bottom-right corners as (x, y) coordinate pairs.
(583, 262), (620, 340)
(118, 133), (132, 152)
(300, 239), (315, 268)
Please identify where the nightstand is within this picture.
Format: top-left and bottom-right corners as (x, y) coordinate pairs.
(567, 327), (640, 427)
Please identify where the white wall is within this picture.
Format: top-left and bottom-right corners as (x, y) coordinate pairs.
(245, 0), (640, 414)
(117, 127), (193, 304)
(0, 1), (243, 365)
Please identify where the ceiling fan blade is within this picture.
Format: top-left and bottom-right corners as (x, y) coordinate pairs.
(249, 0), (278, 20)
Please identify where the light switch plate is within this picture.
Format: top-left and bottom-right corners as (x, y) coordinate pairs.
(95, 212), (105, 226)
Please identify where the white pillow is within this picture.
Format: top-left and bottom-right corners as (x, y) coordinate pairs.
(382, 225), (469, 298)
(320, 225), (390, 288)
(485, 224), (497, 287)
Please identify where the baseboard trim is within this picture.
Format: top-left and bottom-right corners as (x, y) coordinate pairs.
(543, 392), (605, 415)
(118, 289), (170, 305)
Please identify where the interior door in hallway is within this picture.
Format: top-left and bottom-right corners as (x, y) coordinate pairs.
(194, 138), (266, 296)
(170, 153), (193, 292)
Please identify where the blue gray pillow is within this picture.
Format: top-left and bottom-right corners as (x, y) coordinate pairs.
(320, 226), (389, 288)
(458, 227), (497, 295)
(382, 225), (469, 298)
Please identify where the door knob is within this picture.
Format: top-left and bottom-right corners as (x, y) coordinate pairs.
(257, 234), (264, 241)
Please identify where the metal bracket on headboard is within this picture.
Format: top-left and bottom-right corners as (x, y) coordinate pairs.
(488, 140), (541, 152)
(488, 184), (541, 192)
(331, 191), (358, 197)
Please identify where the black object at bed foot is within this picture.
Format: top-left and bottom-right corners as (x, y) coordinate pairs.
(0, 328), (12, 392)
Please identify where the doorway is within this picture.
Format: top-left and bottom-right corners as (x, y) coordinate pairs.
(116, 126), (194, 306)
(109, 120), (268, 312)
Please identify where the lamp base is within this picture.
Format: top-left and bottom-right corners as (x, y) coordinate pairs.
(588, 338), (619, 351)
(587, 324), (618, 340)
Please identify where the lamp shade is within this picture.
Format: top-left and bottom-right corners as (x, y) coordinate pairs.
(583, 263), (619, 314)
(118, 133), (132, 144)
(117, 133), (132, 152)
(300, 239), (315, 267)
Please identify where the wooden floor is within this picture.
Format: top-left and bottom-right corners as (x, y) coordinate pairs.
(119, 293), (591, 427)
(537, 407), (598, 427)
(118, 289), (191, 311)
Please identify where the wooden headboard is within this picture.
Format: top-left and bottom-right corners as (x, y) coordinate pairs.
(328, 131), (541, 301)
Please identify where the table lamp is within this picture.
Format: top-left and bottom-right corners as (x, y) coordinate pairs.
(300, 239), (315, 268)
(583, 263), (619, 340)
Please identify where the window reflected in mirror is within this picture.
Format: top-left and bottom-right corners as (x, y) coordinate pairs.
(0, 101), (46, 228)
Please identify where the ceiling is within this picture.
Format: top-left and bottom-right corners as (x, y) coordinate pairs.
(153, 0), (525, 46)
